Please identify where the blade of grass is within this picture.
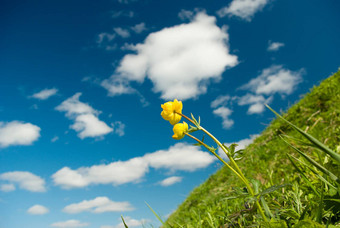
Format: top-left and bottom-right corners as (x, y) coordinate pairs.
(121, 215), (129, 228)
(286, 154), (320, 196)
(145, 202), (167, 227)
(281, 136), (340, 184)
(266, 105), (340, 164)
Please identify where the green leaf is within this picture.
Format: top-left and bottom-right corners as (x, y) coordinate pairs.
(257, 184), (290, 198)
(266, 105), (340, 164)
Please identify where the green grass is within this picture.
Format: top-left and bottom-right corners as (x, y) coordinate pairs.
(164, 69), (340, 227)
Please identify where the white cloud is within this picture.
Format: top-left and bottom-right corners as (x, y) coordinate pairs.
(218, 134), (259, 159)
(102, 217), (146, 228)
(63, 196), (134, 214)
(52, 143), (214, 189)
(112, 121), (125, 136)
(211, 95), (231, 108)
(111, 10), (134, 18)
(0, 171), (46, 192)
(52, 157), (149, 189)
(213, 106), (234, 129)
(240, 65), (304, 95)
(159, 176), (182, 186)
(56, 93), (113, 139)
(31, 88), (58, 100)
(0, 121), (40, 148)
(131, 23), (147, 34)
(237, 94), (273, 114)
(114, 27), (130, 38)
(51, 220), (89, 228)
(144, 143), (215, 172)
(217, 0), (269, 21)
(102, 12), (238, 100)
(27, 204), (49, 215)
(267, 41), (285, 51)
(51, 136), (59, 142)
(0, 183), (15, 192)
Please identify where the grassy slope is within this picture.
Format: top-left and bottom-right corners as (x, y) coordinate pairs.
(166, 69), (340, 227)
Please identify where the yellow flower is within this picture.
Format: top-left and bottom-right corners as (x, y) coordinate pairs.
(161, 99), (183, 125)
(172, 122), (188, 140)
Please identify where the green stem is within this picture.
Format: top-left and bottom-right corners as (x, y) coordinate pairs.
(179, 112), (267, 222)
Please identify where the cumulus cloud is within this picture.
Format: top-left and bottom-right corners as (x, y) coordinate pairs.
(0, 171), (46, 192)
(31, 88), (58, 100)
(267, 41), (285, 51)
(52, 143), (214, 189)
(112, 121), (125, 136)
(213, 106), (234, 129)
(56, 93), (113, 139)
(102, 12), (238, 100)
(51, 220), (89, 228)
(63, 196), (134, 214)
(52, 157), (149, 189)
(240, 65), (304, 95)
(159, 176), (183, 186)
(217, 0), (269, 21)
(27, 204), (49, 215)
(0, 121), (40, 148)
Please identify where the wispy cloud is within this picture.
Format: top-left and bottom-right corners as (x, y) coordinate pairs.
(31, 88), (58, 100)
(63, 197), (134, 214)
(114, 27), (130, 38)
(0, 171), (46, 192)
(217, 0), (269, 21)
(131, 23), (147, 34)
(159, 176), (183, 186)
(101, 217), (147, 228)
(51, 220), (89, 228)
(267, 41), (285, 51)
(102, 12), (238, 100)
(55, 93), (113, 139)
(27, 204), (49, 215)
(52, 143), (214, 189)
(0, 121), (40, 147)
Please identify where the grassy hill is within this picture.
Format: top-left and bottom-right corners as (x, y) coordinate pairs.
(165, 69), (340, 227)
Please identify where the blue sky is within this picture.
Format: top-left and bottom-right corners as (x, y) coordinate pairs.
(0, 0), (339, 227)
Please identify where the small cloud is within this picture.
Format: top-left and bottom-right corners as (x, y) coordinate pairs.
(0, 171), (46, 192)
(0, 121), (40, 148)
(111, 10), (134, 18)
(51, 136), (59, 142)
(50, 220), (89, 228)
(63, 196), (134, 214)
(178, 8), (204, 21)
(131, 23), (147, 34)
(112, 121), (125, 136)
(213, 106), (234, 129)
(237, 94), (273, 114)
(267, 41), (285, 51)
(31, 88), (58, 100)
(211, 95), (231, 108)
(240, 65), (304, 95)
(159, 176), (182, 186)
(55, 93), (113, 139)
(217, 0), (269, 21)
(114, 28), (130, 38)
(27, 204), (49, 215)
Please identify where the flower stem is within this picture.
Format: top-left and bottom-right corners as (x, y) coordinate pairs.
(180, 112), (267, 222)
